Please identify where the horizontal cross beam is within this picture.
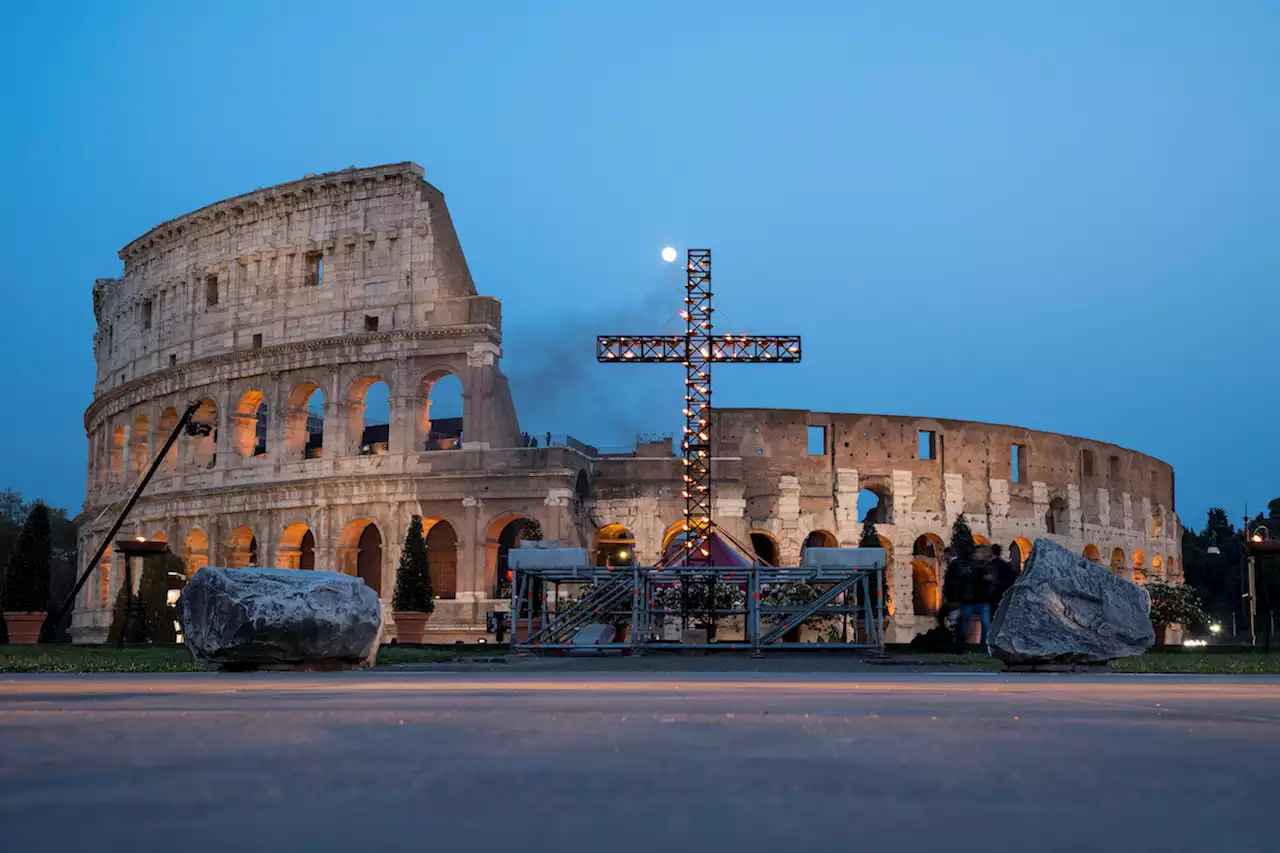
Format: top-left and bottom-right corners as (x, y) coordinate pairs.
(597, 334), (801, 363)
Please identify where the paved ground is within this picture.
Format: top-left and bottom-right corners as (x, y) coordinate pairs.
(1, 672), (1277, 853)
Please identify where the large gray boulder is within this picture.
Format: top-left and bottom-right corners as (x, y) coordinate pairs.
(989, 538), (1154, 665)
(180, 568), (382, 669)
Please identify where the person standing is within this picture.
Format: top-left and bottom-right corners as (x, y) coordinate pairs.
(987, 543), (1017, 618)
(956, 545), (995, 647)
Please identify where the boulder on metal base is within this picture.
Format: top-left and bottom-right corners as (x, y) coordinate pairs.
(989, 538), (1154, 666)
(180, 568), (382, 670)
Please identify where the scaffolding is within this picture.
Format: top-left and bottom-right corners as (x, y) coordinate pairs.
(509, 552), (885, 653)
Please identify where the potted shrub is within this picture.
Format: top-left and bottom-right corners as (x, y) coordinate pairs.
(1144, 580), (1207, 645)
(391, 515), (434, 644)
(2, 502), (52, 645)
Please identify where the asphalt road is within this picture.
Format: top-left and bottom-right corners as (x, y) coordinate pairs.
(1, 672), (1277, 853)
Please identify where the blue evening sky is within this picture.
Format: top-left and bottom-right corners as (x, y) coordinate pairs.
(1, 1), (1276, 530)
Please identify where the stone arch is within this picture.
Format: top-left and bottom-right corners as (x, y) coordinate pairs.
(876, 535), (896, 614)
(279, 522), (315, 570)
(575, 470), (591, 503)
(418, 369), (465, 451)
(337, 519), (383, 594)
(181, 528), (209, 577)
(359, 525), (383, 594)
(97, 543), (114, 606)
(93, 430), (106, 486)
(485, 513), (538, 596)
(594, 523), (637, 567)
(1132, 549), (1147, 582)
(1110, 547), (1126, 574)
(1045, 497), (1068, 535)
(912, 533), (945, 560)
(750, 530), (780, 566)
(1011, 536), (1034, 571)
(426, 518), (459, 600)
(911, 560), (940, 617)
(911, 533), (945, 617)
(226, 525), (259, 568)
(348, 375), (391, 456)
(858, 485), (892, 523)
(803, 529), (838, 549)
(972, 533), (990, 546)
(149, 530), (168, 544)
(128, 412), (150, 478)
(1151, 553), (1164, 579)
(158, 407), (179, 472)
(284, 381), (326, 460)
(1083, 543), (1102, 564)
(662, 520), (688, 554)
(110, 424), (125, 482)
(233, 389), (268, 458)
(190, 397), (218, 470)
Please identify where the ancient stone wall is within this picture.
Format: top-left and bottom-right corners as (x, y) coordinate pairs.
(76, 164), (586, 643)
(79, 162), (1184, 645)
(584, 409), (1182, 642)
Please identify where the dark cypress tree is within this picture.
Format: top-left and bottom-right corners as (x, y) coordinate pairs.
(392, 515), (434, 613)
(858, 517), (880, 548)
(2, 502), (52, 613)
(950, 513), (975, 561)
(857, 517), (893, 615)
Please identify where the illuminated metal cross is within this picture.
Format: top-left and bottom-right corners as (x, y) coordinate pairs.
(597, 249), (801, 565)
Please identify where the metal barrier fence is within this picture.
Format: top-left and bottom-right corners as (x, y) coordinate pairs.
(510, 561), (885, 653)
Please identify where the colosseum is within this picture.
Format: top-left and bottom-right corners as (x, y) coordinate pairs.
(75, 161), (1183, 643)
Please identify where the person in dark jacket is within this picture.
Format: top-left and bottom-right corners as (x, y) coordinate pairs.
(986, 544), (1018, 618)
(954, 545), (995, 647)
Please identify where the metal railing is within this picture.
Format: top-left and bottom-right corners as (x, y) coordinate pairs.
(510, 561), (885, 653)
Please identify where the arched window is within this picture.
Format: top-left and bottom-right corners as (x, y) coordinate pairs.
(357, 524), (383, 595)
(857, 487), (891, 524)
(493, 516), (540, 598)
(1110, 547), (1126, 574)
(285, 382), (325, 460)
(1011, 537), (1034, 572)
(227, 526), (259, 568)
(128, 412), (150, 477)
(426, 519), (458, 600)
(349, 377), (390, 456)
(910, 534), (945, 617)
(1132, 549), (1147, 583)
(750, 531), (779, 566)
(803, 530), (838, 550)
(181, 529), (209, 577)
(1151, 554), (1164, 579)
(420, 372), (464, 451)
(594, 523), (637, 567)
(110, 425), (125, 482)
(233, 390), (269, 458)
(912, 560), (939, 616)
(1045, 497), (1068, 535)
(191, 397), (218, 470)
(1083, 543), (1102, 564)
(98, 544), (113, 606)
(279, 523), (314, 570)
(158, 407), (179, 472)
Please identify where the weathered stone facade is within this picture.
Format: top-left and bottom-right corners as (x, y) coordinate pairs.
(77, 161), (1182, 644)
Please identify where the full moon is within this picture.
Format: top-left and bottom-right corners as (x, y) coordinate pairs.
(661, 246), (677, 262)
